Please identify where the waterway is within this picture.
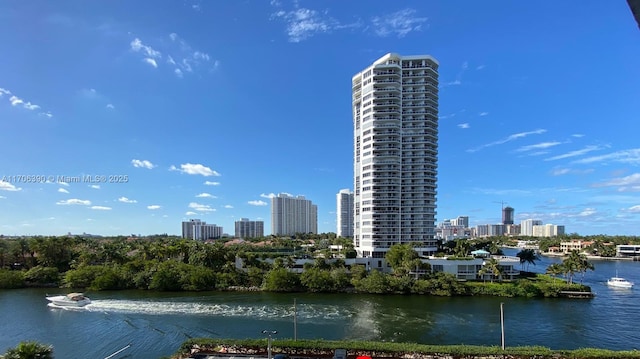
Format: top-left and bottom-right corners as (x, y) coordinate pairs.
(1, 252), (638, 359)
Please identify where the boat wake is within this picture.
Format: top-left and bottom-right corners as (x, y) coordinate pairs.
(47, 302), (90, 311)
(83, 299), (353, 322)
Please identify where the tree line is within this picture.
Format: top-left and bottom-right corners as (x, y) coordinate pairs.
(0, 235), (590, 297)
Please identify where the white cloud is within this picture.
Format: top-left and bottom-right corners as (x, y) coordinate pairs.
(106, 103), (115, 109)
(260, 193), (276, 199)
(147, 205), (162, 210)
(0, 87), (48, 114)
(23, 102), (40, 110)
(196, 193), (217, 198)
(468, 129), (547, 153)
(572, 148), (640, 165)
(58, 188), (70, 193)
(204, 181), (220, 186)
(91, 206), (112, 210)
(0, 195), (5, 199)
(132, 159), (156, 169)
(170, 163), (220, 176)
(9, 96), (23, 106)
(166, 33), (215, 76)
(517, 141), (562, 153)
(551, 168), (570, 176)
(476, 65), (486, 70)
(457, 123), (470, 129)
(248, 200), (268, 206)
(0, 181), (22, 191)
(594, 173), (640, 192)
(577, 208), (597, 217)
(441, 62), (469, 88)
(143, 58), (158, 68)
(130, 38), (161, 58)
(371, 8), (427, 38)
(545, 145), (606, 161)
(90, 185), (100, 189)
(224, 204), (233, 209)
(40, 112), (53, 118)
(272, 8), (336, 42)
(185, 211), (197, 216)
(188, 202), (215, 212)
(57, 199), (91, 206)
(118, 197), (137, 203)
(627, 205), (640, 213)
(479, 112), (489, 117)
(58, 181), (69, 187)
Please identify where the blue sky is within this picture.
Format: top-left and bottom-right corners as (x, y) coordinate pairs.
(1, 1), (639, 237)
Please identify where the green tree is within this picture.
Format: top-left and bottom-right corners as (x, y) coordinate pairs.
(453, 239), (471, 257)
(516, 249), (540, 271)
(385, 243), (421, 277)
(564, 250), (594, 284)
(262, 267), (300, 292)
(354, 269), (388, 294)
(545, 263), (565, 289)
(300, 267), (334, 292)
(478, 258), (502, 283)
(23, 266), (60, 285)
(3, 341), (53, 359)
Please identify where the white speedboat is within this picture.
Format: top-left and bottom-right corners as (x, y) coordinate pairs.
(607, 276), (634, 289)
(46, 292), (91, 307)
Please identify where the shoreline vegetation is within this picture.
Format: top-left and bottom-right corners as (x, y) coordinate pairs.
(171, 338), (640, 359)
(0, 234), (604, 297)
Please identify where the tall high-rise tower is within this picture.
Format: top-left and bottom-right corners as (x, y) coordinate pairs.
(336, 189), (354, 237)
(502, 206), (515, 225)
(352, 53), (439, 258)
(271, 193), (318, 236)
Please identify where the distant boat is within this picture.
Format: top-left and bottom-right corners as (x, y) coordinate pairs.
(607, 275), (634, 289)
(46, 292), (91, 307)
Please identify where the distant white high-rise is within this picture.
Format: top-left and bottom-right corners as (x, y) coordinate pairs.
(451, 216), (469, 228)
(181, 219), (223, 240)
(271, 193), (318, 236)
(235, 218), (264, 238)
(352, 53), (439, 258)
(520, 219), (543, 236)
(336, 189), (354, 237)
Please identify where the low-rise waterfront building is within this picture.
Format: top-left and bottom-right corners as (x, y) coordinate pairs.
(559, 240), (593, 254)
(616, 244), (640, 258)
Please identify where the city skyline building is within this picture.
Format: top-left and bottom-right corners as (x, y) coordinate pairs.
(502, 206), (514, 225)
(234, 218), (264, 238)
(271, 193), (318, 236)
(336, 189), (354, 238)
(352, 53), (439, 258)
(181, 219), (223, 240)
(520, 219), (543, 236)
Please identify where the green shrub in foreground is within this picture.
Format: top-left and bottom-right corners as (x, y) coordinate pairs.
(175, 338), (640, 358)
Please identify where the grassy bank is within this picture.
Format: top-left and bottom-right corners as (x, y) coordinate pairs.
(173, 338), (640, 359)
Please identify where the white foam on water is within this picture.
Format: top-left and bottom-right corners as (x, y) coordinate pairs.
(83, 299), (353, 322)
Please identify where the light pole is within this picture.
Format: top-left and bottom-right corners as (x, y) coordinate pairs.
(500, 302), (505, 350)
(262, 330), (277, 359)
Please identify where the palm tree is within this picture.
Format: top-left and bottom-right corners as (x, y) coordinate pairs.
(562, 250), (595, 284)
(4, 341), (53, 359)
(453, 239), (471, 257)
(479, 258), (502, 283)
(545, 263), (565, 289)
(516, 248), (540, 271)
